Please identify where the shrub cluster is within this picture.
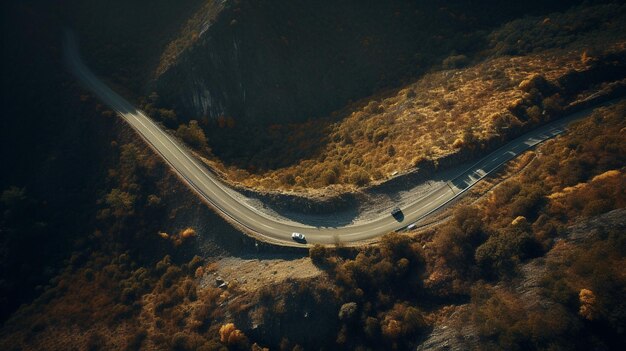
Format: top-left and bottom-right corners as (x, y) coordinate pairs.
(432, 101), (626, 349)
(308, 233), (430, 349)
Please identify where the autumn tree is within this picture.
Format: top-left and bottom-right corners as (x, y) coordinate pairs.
(219, 323), (250, 350)
(104, 188), (136, 218)
(177, 120), (209, 152)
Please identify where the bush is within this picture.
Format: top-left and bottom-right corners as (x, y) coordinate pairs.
(161, 266), (182, 288)
(433, 206), (486, 274)
(338, 302), (358, 321)
(475, 229), (541, 279)
(219, 323), (249, 350)
(321, 169), (338, 185)
(186, 256), (204, 272)
(177, 120), (209, 151)
(309, 245), (330, 266)
(104, 189), (136, 218)
(380, 303), (427, 345)
(518, 74), (550, 93)
(156, 255), (172, 274)
(349, 169), (370, 186)
(157, 108), (177, 127)
(171, 332), (191, 351)
(180, 227), (196, 239)
(469, 284), (576, 350)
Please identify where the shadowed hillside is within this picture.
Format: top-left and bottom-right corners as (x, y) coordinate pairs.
(153, 0), (586, 126)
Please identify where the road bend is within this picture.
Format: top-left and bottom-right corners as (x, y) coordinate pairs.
(63, 30), (617, 247)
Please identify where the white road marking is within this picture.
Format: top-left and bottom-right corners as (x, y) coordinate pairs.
(63, 30), (616, 246)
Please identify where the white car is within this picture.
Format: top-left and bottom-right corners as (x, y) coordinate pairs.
(407, 223), (417, 230)
(291, 232), (305, 241)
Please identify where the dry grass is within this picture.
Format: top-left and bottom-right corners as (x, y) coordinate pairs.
(211, 257), (322, 292)
(152, 3), (626, 196)
(211, 42), (623, 194)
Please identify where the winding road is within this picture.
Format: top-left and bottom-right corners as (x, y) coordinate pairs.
(63, 31), (612, 247)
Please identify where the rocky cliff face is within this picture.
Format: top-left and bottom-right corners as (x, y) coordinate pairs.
(154, 0), (428, 124)
(154, 0), (582, 125)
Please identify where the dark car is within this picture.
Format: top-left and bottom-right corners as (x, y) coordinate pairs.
(391, 207), (404, 221)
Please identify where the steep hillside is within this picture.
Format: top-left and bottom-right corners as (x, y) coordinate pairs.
(160, 2), (626, 194)
(0, 0), (246, 325)
(2, 100), (623, 351)
(66, 0), (626, 197)
(64, 0), (207, 94)
(153, 0), (583, 125)
(1, 1), (114, 322)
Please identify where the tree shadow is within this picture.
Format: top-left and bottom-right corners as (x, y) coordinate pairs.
(237, 189), (362, 228)
(206, 118), (334, 172)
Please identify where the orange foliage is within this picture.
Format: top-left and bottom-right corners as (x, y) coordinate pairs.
(219, 323), (236, 343)
(219, 323), (250, 349)
(578, 288), (599, 321)
(548, 170), (625, 219)
(180, 227), (197, 239)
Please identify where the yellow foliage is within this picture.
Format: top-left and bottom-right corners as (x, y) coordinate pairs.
(228, 329), (246, 345)
(219, 323), (236, 343)
(158, 231), (169, 239)
(511, 216), (527, 226)
(211, 41), (597, 193)
(548, 168), (625, 218)
(219, 323), (249, 347)
(181, 227), (196, 239)
(591, 169), (620, 182)
(580, 50), (596, 65)
(381, 318), (402, 339)
(579, 288), (599, 321)
(452, 138), (464, 148)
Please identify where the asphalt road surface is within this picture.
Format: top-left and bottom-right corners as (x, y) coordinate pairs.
(63, 31), (613, 246)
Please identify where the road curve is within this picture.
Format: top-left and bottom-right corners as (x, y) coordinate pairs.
(63, 31), (612, 247)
